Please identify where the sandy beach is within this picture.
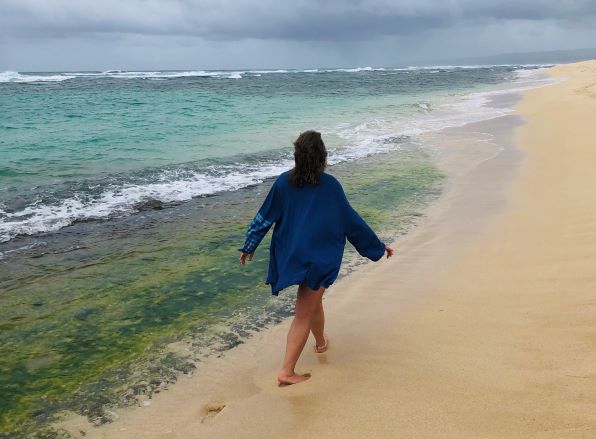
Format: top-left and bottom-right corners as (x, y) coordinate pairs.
(58, 59), (596, 438)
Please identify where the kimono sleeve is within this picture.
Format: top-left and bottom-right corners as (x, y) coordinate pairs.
(339, 184), (386, 261)
(239, 179), (282, 254)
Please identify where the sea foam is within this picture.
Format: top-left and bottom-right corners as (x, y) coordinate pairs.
(0, 65), (552, 84)
(0, 71), (76, 83)
(0, 138), (410, 242)
(0, 67), (553, 242)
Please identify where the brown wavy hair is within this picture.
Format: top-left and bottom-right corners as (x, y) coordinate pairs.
(289, 130), (328, 187)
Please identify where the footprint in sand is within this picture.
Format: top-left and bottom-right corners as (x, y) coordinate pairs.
(201, 401), (226, 423)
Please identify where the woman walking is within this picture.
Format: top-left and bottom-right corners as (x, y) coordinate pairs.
(239, 130), (393, 386)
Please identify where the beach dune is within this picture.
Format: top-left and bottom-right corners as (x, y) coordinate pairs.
(63, 60), (596, 439)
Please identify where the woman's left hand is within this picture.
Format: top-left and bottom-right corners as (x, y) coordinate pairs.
(385, 245), (394, 258)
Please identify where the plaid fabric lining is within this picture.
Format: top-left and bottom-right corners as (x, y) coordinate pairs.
(240, 212), (273, 253)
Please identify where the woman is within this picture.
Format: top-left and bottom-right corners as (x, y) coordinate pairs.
(239, 130), (393, 386)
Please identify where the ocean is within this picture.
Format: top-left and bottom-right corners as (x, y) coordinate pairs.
(0, 65), (549, 436)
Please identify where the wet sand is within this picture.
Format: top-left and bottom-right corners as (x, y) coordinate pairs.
(60, 60), (596, 438)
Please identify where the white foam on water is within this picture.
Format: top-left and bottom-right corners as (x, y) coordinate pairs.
(333, 67), (556, 164)
(0, 70), (246, 81)
(398, 64), (554, 71)
(0, 65), (553, 84)
(329, 67), (377, 72)
(0, 66), (556, 242)
(0, 140), (409, 242)
(0, 71), (76, 83)
(256, 64), (552, 74)
(71, 70), (246, 80)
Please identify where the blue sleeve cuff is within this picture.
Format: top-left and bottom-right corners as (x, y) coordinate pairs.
(371, 242), (386, 261)
(238, 245), (255, 254)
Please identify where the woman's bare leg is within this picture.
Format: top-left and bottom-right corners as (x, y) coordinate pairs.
(310, 293), (326, 349)
(278, 283), (325, 385)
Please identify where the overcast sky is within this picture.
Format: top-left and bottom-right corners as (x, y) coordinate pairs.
(1, 0), (595, 71)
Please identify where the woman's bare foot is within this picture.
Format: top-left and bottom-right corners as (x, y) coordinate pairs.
(314, 334), (329, 354)
(277, 372), (311, 386)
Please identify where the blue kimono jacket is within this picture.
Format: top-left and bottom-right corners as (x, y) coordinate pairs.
(240, 171), (386, 295)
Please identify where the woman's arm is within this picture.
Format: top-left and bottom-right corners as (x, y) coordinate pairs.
(339, 183), (392, 261)
(344, 203), (387, 261)
(239, 179), (281, 263)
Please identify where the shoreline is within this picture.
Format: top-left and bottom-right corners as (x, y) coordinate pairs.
(52, 62), (560, 437)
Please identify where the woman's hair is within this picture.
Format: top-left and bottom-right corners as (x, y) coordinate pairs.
(289, 130), (328, 187)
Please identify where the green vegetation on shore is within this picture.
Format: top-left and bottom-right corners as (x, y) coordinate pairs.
(0, 147), (443, 437)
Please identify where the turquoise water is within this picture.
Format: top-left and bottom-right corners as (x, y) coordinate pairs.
(0, 65), (546, 437)
(0, 66), (542, 242)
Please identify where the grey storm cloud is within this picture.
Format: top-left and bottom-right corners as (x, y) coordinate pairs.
(1, 0), (595, 71)
(2, 0), (596, 41)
